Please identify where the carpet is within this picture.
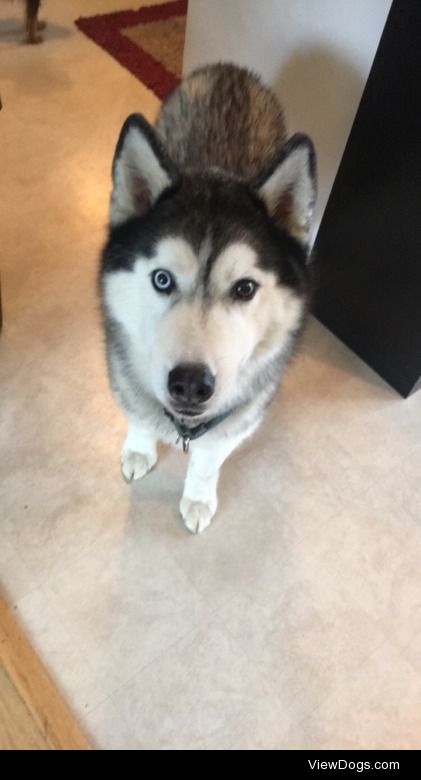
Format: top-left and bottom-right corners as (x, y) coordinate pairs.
(75, 0), (188, 100)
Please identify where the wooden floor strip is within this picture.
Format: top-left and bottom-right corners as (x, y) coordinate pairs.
(0, 594), (91, 750)
(0, 664), (51, 750)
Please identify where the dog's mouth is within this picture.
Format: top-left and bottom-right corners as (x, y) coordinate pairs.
(164, 399), (213, 424)
(170, 406), (207, 420)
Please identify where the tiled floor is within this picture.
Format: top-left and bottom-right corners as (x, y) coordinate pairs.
(1, 1), (421, 751)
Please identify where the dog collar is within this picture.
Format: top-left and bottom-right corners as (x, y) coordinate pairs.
(164, 408), (233, 453)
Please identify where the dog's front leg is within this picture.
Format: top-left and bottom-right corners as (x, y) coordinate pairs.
(120, 417), (157, 482)
(180, 431), (250, 534)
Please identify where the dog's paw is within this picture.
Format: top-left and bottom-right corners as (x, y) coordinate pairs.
(120, 450), (156, 482)
(180, 497), (216, 534)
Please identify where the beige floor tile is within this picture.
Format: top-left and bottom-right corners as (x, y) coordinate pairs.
(400, 628), (421, 679)
(301, 639), (421, 749)
(43, 526), (212, 695)
(302, 489), (421, 646)
(83, 617), (305, 750)
(381, 446), (421, 524)
(0, 553), (39, 602)
(15, 587), (109, 716)
(218, 559), (385, 723)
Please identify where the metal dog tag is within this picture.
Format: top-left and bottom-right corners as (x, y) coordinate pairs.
(176, 433), (191, 453)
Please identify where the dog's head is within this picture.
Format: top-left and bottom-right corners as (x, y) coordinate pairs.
(101, 114), (316, 421)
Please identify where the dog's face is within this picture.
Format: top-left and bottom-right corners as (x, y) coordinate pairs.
(101, 115), (315, 420)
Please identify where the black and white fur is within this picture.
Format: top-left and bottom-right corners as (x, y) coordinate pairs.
(100, 64), (316, 533)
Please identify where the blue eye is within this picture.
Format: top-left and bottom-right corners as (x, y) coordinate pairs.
(151, 269), (175, 294)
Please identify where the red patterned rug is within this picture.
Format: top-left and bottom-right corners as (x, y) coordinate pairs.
(75, 0), (188, 99)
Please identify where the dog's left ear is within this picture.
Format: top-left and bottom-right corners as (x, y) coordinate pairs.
(252, 134), (316, 245)
(110, 113), (179, 227)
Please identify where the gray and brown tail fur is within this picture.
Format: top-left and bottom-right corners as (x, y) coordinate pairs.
(156, 63), (287, 179)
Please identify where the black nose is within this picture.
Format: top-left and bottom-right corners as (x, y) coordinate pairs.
(168, 363), (215, 406)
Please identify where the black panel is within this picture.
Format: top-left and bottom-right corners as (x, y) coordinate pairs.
(313, 0), (421, 397)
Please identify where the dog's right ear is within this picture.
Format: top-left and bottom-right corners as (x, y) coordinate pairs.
(110, 114), (179, 227)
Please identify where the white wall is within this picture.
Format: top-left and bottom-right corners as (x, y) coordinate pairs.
(183, 0), (392, 235)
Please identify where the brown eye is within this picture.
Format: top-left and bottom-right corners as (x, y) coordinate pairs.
(231, 278), (259, 301)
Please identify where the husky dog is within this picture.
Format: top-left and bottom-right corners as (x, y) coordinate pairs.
(100, 63), (316, 534)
